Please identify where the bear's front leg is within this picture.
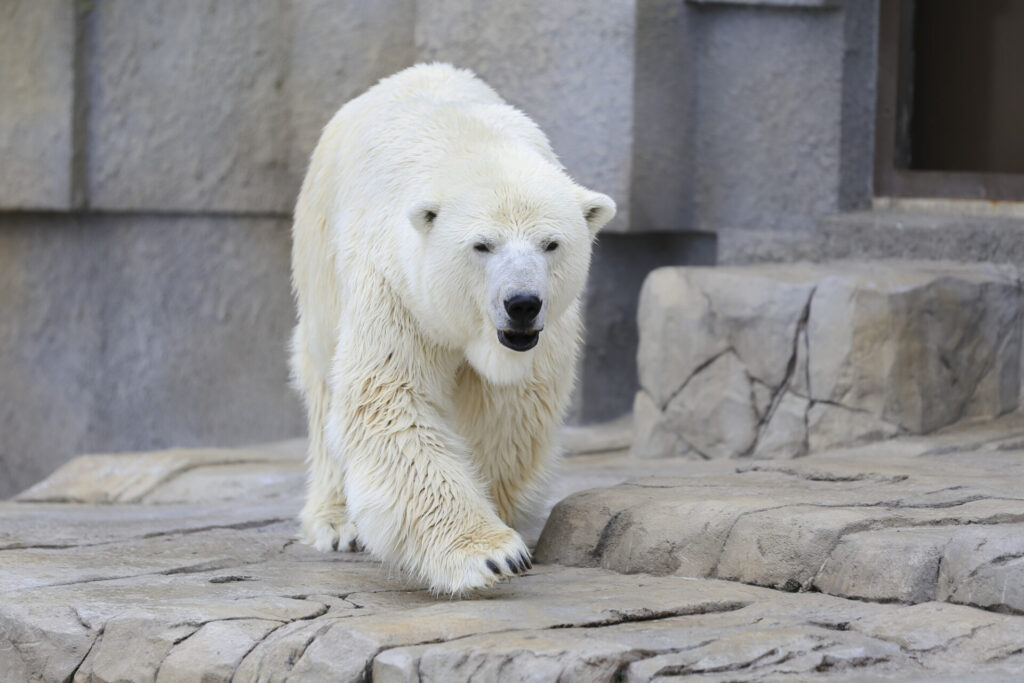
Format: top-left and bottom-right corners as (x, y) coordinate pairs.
(455, 370), (564, 528)
(333, 363), (532, 595)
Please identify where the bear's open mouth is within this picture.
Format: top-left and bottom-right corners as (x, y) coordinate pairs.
(498, 329), (540, 352)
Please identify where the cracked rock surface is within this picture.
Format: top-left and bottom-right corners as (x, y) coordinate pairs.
(540, 413), (1024, 615)
(5, 419), (1024, 680)
(634, 262), (1023, 458)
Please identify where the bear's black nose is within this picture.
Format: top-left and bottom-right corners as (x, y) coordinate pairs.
(505, 294), (542, 327)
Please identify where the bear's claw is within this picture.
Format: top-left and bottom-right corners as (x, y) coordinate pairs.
(302, 517), (362, 554)
(440, 528), (532, 593)
(503, 551), (532, 576)
(506, 556), (522, 574)
(331, 535), (363, 553)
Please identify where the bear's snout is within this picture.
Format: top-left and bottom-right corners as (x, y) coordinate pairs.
(504, 294), (542, 328)
(498, 293), (544, 351)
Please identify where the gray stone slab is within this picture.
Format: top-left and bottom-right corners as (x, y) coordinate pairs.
(636, 264), (820, 410)
(940, 524), (1024, 614)
(377, 615), (898, 682)
(539, 433), (1024, 612)
(0, 1), (74, 209)
(141, 460), (305, 505)
(154, 618), (282, 683)
(415, 0), (635, 232)
(0, 499), (295, 551)
(0, 518), (297, 592)
(16, 443), (302, 504)
(84, 0), (415, 212)
(560, 415), (633, 455)
(805, 262), (1021, 433)
(815, 527), (951, 604)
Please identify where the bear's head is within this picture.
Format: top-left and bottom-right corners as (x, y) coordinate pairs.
(404, 151), (615, 385)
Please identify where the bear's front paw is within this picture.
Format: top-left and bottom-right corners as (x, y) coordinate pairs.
(301, 516), (363, 553)
(436, 526), (532, 595)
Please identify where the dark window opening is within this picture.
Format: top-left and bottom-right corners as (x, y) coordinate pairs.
(875, 0), (1024, 200)
(909, 0), (1024, 174)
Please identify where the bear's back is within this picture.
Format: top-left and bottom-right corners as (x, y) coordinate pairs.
(317, 64), (560, 207)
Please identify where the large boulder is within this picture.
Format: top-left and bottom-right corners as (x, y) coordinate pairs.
(633, 262), (1022, 458)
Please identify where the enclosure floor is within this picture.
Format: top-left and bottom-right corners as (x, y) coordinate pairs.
(4, 416), (1024, 680)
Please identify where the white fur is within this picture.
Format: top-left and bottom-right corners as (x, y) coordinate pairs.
(290, 63), (615, 595)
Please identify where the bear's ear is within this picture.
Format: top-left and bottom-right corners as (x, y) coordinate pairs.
(580, 191), (616, 237)
(408, 200), (441, 234)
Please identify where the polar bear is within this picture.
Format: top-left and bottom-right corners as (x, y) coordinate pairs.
(289, 63), (615, 594)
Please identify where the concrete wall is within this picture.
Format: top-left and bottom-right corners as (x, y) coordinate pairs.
(0, 214), (303, 497)
(1, 0), (887, 496)
(0, 0), (702, 497)
(630, 0), (878, 236)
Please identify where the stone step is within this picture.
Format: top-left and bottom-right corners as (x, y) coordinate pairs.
(719, 207), (1024, 266)
(633, 260), (1023, 460)
(537, 412), (1024, 614)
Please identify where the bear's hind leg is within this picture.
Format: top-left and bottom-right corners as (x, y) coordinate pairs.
(301, 470), (361, 552)
(297, 370), (361, 553)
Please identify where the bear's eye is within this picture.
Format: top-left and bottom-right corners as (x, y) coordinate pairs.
(473, 242), (492, 254)
(545, 241), (559, 252)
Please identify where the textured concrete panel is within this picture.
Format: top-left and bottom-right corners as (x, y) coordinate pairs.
(0, 217), (104, 498)
(84, 0), (415, 212)
(84, 2), (288, 211)
(630, 0), (698, 231)
(0, 214), (304, 498)
(0, 1), (74, 209)
(694, 4), (844, 232)
(284, 0), (417, 188)
(837, 0), (879, 210)
(415, 0), (635, 231)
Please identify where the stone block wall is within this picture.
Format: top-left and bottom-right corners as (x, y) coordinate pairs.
(2, 0), (741, 495)
(0, 1), (427, 497)
(2, 0), (926, 492)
